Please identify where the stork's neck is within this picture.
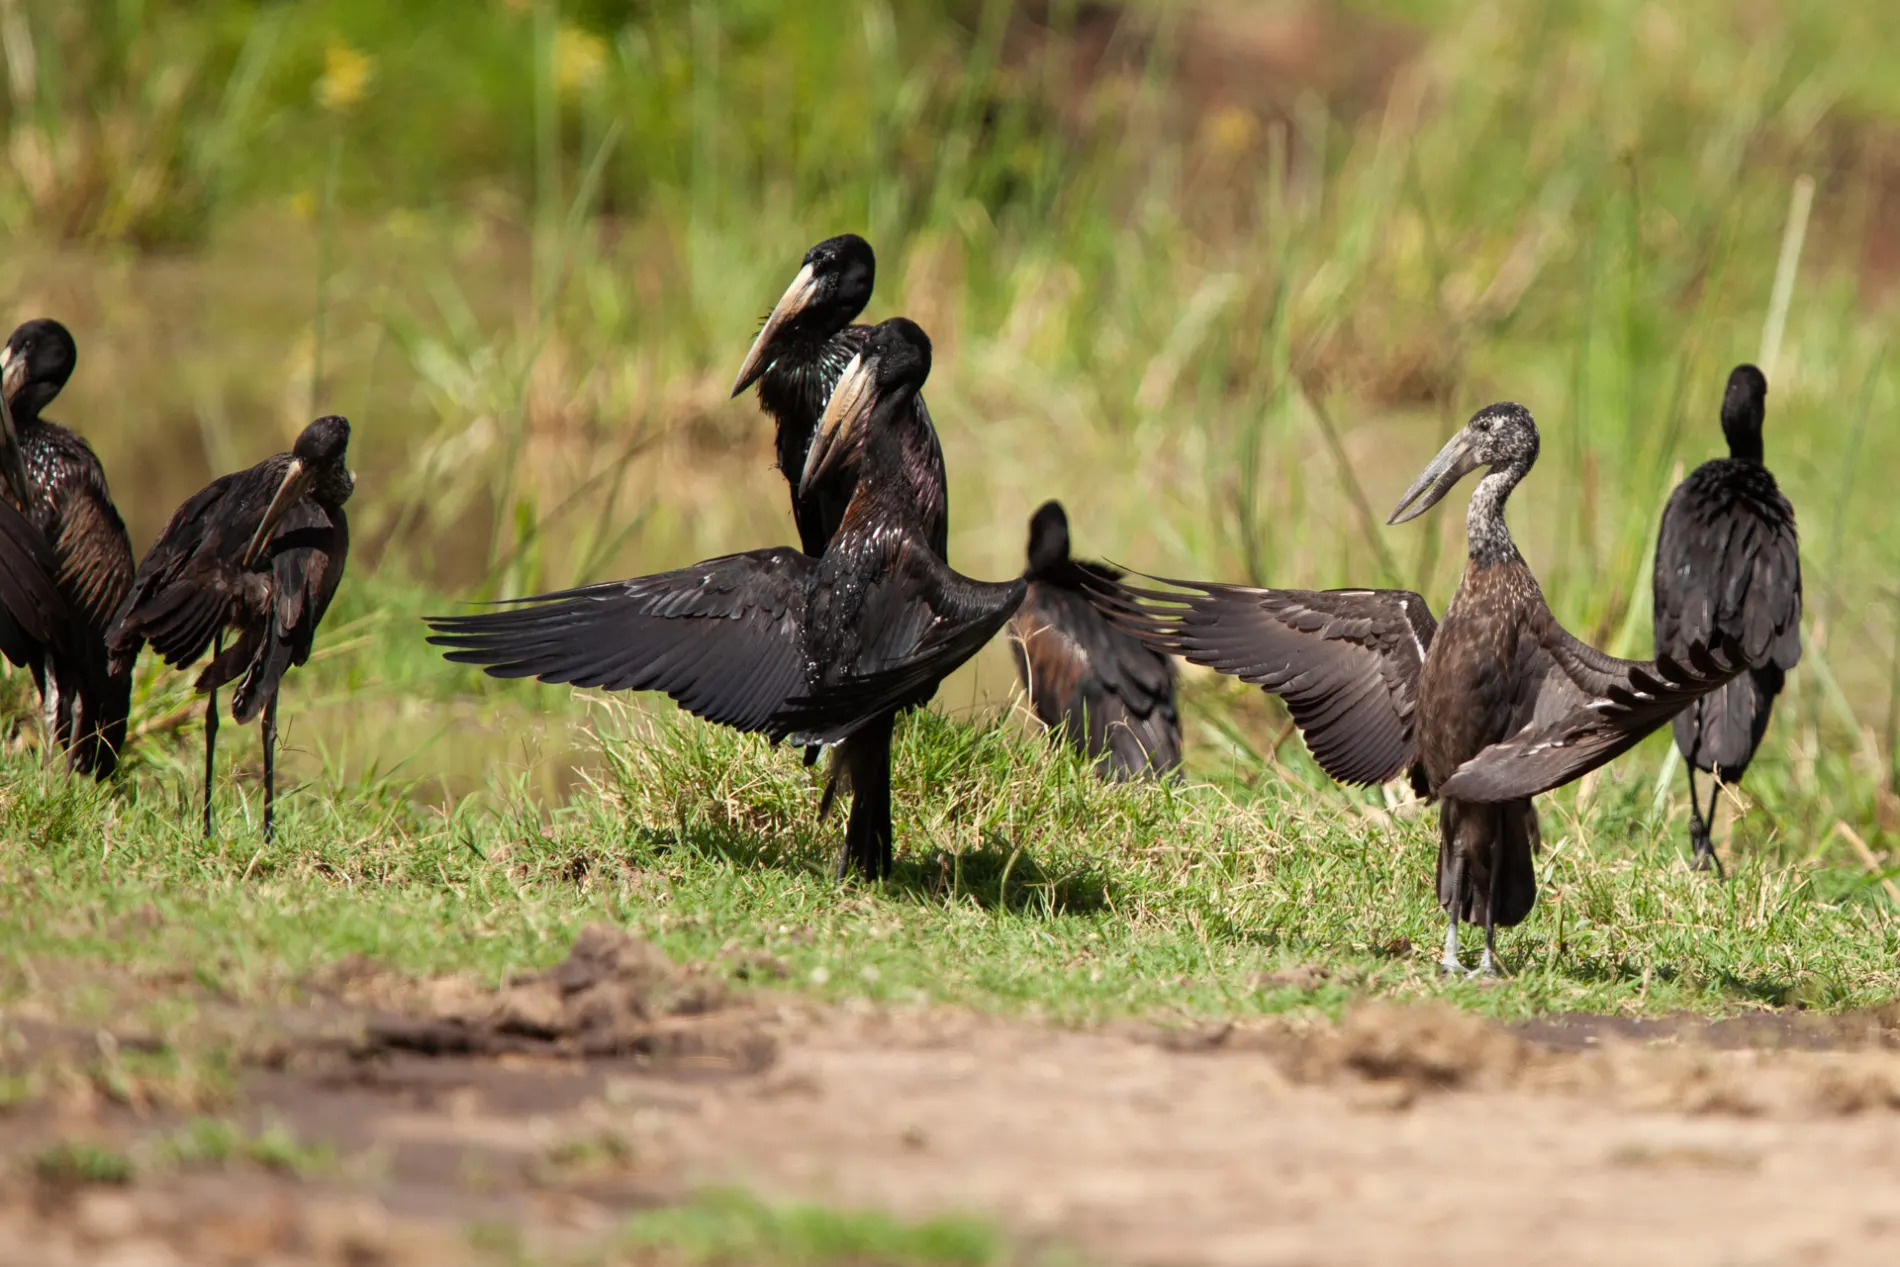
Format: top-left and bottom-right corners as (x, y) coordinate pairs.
(4, 391), (44, 429)
(1724, 429), (1764, 464)
(1465, 464), (1525, 567)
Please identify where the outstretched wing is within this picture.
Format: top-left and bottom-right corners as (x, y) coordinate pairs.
(1085, 573), (1436, 786)
(426, 548), (816, 736)
(1437, 612), (1748, 802)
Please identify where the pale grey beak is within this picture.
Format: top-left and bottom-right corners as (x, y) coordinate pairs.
(799, 351), (874, 500)
(1388, 428), (1481, 525)
(731, 262), (819, 397)
(0, 348), (30, 507)
(0, 346), (22, 407)
(242, 458), (314, 568)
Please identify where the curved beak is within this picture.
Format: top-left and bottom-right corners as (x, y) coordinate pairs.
(799, 351), (875, 500)
(0, 348), (30, 508)
(0, 346), (22, 408)
(242, 458), (315, 568)
(1388, 426), (1483, 525)
(731, 263), (819, 397)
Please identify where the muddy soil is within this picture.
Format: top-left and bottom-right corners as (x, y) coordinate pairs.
(5, 928), (1900, 1265)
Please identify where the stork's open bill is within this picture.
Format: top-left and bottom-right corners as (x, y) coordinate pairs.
(730, 235), (947, 562)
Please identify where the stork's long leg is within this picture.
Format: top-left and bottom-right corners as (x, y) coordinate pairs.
(1686, 768), (1724, 877)
(202, 633), (221, 838)
(39, 654), (61, 760)
(1475, 826), (1503, 979)
(261, 691), (278, 843)
(1440, 851), (1464, 977)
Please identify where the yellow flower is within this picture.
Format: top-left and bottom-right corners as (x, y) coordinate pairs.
(553, 25), (608, 96)
(316, 42), (375, 113)
(288, 190), (316, 221)
(1202, 105), (1259, 158)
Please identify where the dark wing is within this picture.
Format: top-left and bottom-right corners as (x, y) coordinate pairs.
(426, 548), (816, 735)
(776, 541), (1024, 745)
(1084, 573), (1435, 786)
(108, 467), (263, 670)
(1653, 465), (1801, 671)
(0, 496), (70, 666)
(1011, 577), (1180, 778)
(48, 479), (136, 638)
(909, 394), (950, 560)
(1653, 465), (1801, 774)
(227, 503), (351, 723)
(1437, 610), (1748, 802)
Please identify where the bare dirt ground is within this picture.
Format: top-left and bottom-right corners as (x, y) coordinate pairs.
(6, 928), (1900, 1266)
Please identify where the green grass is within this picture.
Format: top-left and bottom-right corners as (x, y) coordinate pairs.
(1, 670), (1893, 1024)
(615, 1188), (1022, 1267)
(31, 1140), (136, 1186)
(0, 0), (1895, 1033)
(5, 4), (1896, 1257)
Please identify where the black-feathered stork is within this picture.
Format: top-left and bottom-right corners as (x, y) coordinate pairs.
(107, 416), (354, 840)
(0, 496), (72, 695)
(432, 318), (1022, 881)
(1010, 500), (1180, 780)
(729, 235), (949, 560)
(0, 318), (138, 775)
(1652, 364), (1801, 874)
(1088, 403), (1746, 975)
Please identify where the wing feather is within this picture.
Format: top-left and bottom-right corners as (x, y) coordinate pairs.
(426, 549), (815, 736)
(1083, 573), (1435, 786)
(1438, 613), (1749, 802)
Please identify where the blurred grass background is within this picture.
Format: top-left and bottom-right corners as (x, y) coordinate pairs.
(1, 0), (1896, 873)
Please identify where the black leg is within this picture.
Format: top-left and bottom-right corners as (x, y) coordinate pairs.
(202, 689), (219, 839)
(1686, 769), (1724, 877)
(203, 633), (221, 838)
(261, 691), (278, 843)
(839, 715), (895, 882)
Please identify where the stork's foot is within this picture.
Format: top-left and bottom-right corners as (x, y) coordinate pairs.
(1689, 821), (1725, 878)
(1439, 918), (1462, 977)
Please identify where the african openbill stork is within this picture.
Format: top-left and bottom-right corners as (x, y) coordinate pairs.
(0, 318), (137, 775)
(1089, 403), (1746, 975)
(730, 235), (948, 560)
(1652, 364), (1801, 874)
(1011, 500), (1180, 780)
(107, 416), (354, 840)
(432, 318), (1021, 881)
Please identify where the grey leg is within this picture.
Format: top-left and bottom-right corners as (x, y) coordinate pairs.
(1473, 845), (1503, 979)
(1440, 851), (1464, 977)
(40, 654), (61, 760)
